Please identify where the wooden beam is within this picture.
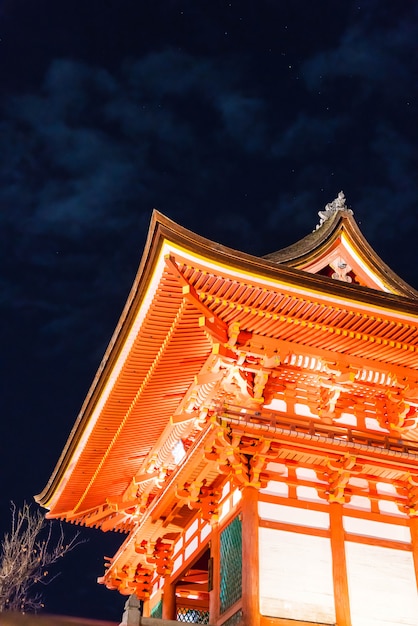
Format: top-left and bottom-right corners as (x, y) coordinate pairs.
(170, 411), (197, 425)
(241, 486), (260, 626)
(209, 522), (220, 622)
(329, 502), (351, 626)
(409, 516), (418, 591)
(165, 252), (228, 335)
(198, 313), (229, 344)
(260, 617), (333, 626)
(162, 579), (177, 620)
(236, 331), (418, 391)
(223, 417), (418, 474)
(199, 290), (418, 360)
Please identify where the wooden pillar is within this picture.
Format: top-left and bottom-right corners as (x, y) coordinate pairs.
(162, 579), (177, 620)
(142, 597), (150, 618)
(209, 521), (220, 623)
(241, 486), (260, 626)
(329, 502), (351, 626)
(409, 515), (418, 591)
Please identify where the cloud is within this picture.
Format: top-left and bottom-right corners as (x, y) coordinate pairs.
(302, 4), (418, 104)
(1, 50), (268, 235)
(0, 49), (272, 361)
(2, 6), (417, 621)
(272, 113), (347, 159)
(354, 121), (417, 247)
(216, 93), (266, 152)
(1, 4), (418, 361)
(122, 49), (219, 99)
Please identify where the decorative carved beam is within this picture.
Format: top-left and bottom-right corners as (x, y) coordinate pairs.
(176, 479), (221, 522)
(321, 455), (363, 504)
(204, 422), (277, 489)
(222, 409), (418, 474)
(103, 563), (154, 599)
(207, 326), (418, 393)
(399, 474), (418, 516)
(380, 389), (416, 432)
(135, 538), (175, 576)
(121, 471), (165, 504)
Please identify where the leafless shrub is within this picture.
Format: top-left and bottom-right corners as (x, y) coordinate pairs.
(0, 503), (82, 613)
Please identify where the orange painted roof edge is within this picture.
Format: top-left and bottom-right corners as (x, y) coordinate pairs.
(35, 208), (418, 509)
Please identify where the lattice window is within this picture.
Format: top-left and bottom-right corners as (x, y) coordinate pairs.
(177, 607), (210, 623)
(150, 598), (163, 619)
(220, 515), (242, 614)
(220, 609), (243, 626)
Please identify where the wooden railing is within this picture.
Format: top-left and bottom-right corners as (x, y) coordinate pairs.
(219, 402), (418, 456)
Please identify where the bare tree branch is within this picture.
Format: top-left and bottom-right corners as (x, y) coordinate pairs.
(0, 503), (83, 613)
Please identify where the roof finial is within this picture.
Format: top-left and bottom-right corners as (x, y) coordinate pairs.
(316, 191), (353, 229)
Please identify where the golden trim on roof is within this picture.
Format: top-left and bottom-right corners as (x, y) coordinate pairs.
(35, 200), (418, 530)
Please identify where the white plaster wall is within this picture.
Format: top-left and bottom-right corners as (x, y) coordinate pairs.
(259, 527), (335, 624)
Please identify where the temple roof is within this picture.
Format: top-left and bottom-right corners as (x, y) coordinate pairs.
(35, 195), (418, 534)
(265, 192), (418, 298)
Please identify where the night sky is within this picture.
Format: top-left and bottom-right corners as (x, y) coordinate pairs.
(1, 0), (417, 621)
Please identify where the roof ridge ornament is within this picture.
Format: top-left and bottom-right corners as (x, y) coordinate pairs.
(316, 191), (353, 229)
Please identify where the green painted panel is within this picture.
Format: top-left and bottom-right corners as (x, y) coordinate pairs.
(150, 598), (163, 619)
(219, 516), (242, 614)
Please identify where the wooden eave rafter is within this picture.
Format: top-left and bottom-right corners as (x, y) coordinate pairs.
(99, 425), (220, 581)
(35, 217), (216, 516)
(41, 296), (213, 518)
(36, 210), (418, 528)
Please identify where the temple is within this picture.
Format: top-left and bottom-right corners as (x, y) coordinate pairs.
(36, 193), (418, 626)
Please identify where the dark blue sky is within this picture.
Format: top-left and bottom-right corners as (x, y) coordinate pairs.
(1, 0), (417, 621)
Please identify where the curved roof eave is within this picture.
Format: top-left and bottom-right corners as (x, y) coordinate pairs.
(35, 210), (169, 508)
(264, 209), (418, 300)
(35, 209), (418, 510)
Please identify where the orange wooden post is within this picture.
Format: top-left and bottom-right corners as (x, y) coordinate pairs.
(209, 521), (220, 623)
(162, 579), (177, 620)
(409, 516), (418, 591)
(142, 597), (150, 617)
(241, 486), (260, 626)
(329, 502), (351, 626)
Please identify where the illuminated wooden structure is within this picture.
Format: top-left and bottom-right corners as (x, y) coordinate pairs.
(37, 193), (418, 625)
